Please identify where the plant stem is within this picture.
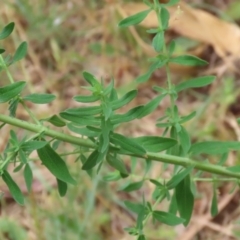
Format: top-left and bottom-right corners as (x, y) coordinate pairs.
(1, 113), (240, 179)
(0, 55), (14, 84)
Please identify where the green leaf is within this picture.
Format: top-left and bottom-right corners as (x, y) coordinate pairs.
(227, 165), (240, 173)
(73, 95), (100, 103)
(175, 175), (194, 226)
(109, 88), (118, 101)
(0, 81), (26, 103)
(179, 111), (196, 124)
(133, 136), (177, 152)
(160, 7), (170, 29)
(112, 90), (137, 110)
(57, 178), (68, 197)
(13, 42), (28, 63)
(190, 141), (240, 155)
(2, 170), (24, 205)
(64, 106), (101, 116)
(18, 150), (27, 164)
(23, 164), (33, 193)
(44, 115), (66, 127)
(136, 60), (165, 83)
(161, 0), (180, 6)
(152, 31), (164, 52)
(137, 94), (166, 119)
(21, 141), (47, 152)
(0, 49), (5, 54)
(118, 9), (152, 28)
(82, 150), (105, 170)
(82, 71), (100, 87)
(121, 181), (144, 192)
(106, 154), (129, 176)
(60, 112), (100, 126)
(67, 123), (99, 137)
(137, 235), (146, 240)
(167, 166), (194, 190)
(110, 133), (146, 155)
(8, 97), (19, 117)
(168, 40), (176, 55)
(168, 191), (178, 215)
(23, 93), (56, 104)
(0, 22), (14, 40)
(175, 76), (215, 92)
(111, 106), (144, 124)
(211, 186), (218, 217)
(178, 126), (191, 155)
(170, 55), (208, 66)
(124, 200), (145, 214)
(37, 144), (76, 185)
(13, 163), (24, 172)
(103, 171), (121, 182)
(152, 211), (185, 226)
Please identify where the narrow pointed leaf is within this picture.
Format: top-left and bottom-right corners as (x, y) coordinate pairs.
(2, 170), (24, 205)
(118, 9), (152, 28)
(137, 94), (166, 119)
(103, 171), (121, 182)
(153, 211), (185, 226)
(170, 55), (207, 66)
(167, 166), (194, 190)
(106, 154), (129, 176)
(121, 181), (144, 192)
(111, 106), (144, 124)
(0, 81), (26, 103)
(64, 106), (101, 116)
(124, 200), (145, 214)
(82, 150), (105, 170)
(37, 144), (76, 185)
(21, 141), (47, 152)
(190, 141), (240, 155)
(152, 31), (164, 52)
(178, 126), (191, 155)
(0, 22), (14, 40)
(13, 42), (28, 63)
(67, 123), (99, 137)
(23, 93), (56, 104)
(57, 178), (68, 197)
(23, 164), (33, 193)
(112, 90), (137, 110)
(60, 112), (100, 126)
(73, 95), (100, 103)
(110, 133), (146, 155)
(175, 175), (194, 226)
(82, 71), (100, 87)
(175, 76), (215, 92)
(133, 136), (177, 152)
(162, 0), (180, 6)
(160, 7), (170, 29)
(44, 115), (66, 127)
(211, 187), (218, 217)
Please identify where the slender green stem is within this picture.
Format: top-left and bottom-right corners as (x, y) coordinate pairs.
(19, 99), (41, 125)
(0, 55), (14, 84)
(142, 194), (165, 227)
(1, 113), (240, 179)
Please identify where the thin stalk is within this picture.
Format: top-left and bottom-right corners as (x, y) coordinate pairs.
(0, 55), (14, 84)
(1, 113), (240, 179)
(153, 2), (175, 118)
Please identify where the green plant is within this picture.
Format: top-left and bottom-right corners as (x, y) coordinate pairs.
(0, 1), (240, 239)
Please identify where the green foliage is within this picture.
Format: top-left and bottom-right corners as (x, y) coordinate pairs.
(0, 3), (239, 240)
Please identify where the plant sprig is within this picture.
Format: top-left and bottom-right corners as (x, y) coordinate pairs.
(0, 1), (239, 239)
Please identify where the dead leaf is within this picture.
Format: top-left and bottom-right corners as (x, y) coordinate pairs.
(118, 2), (240, 58)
